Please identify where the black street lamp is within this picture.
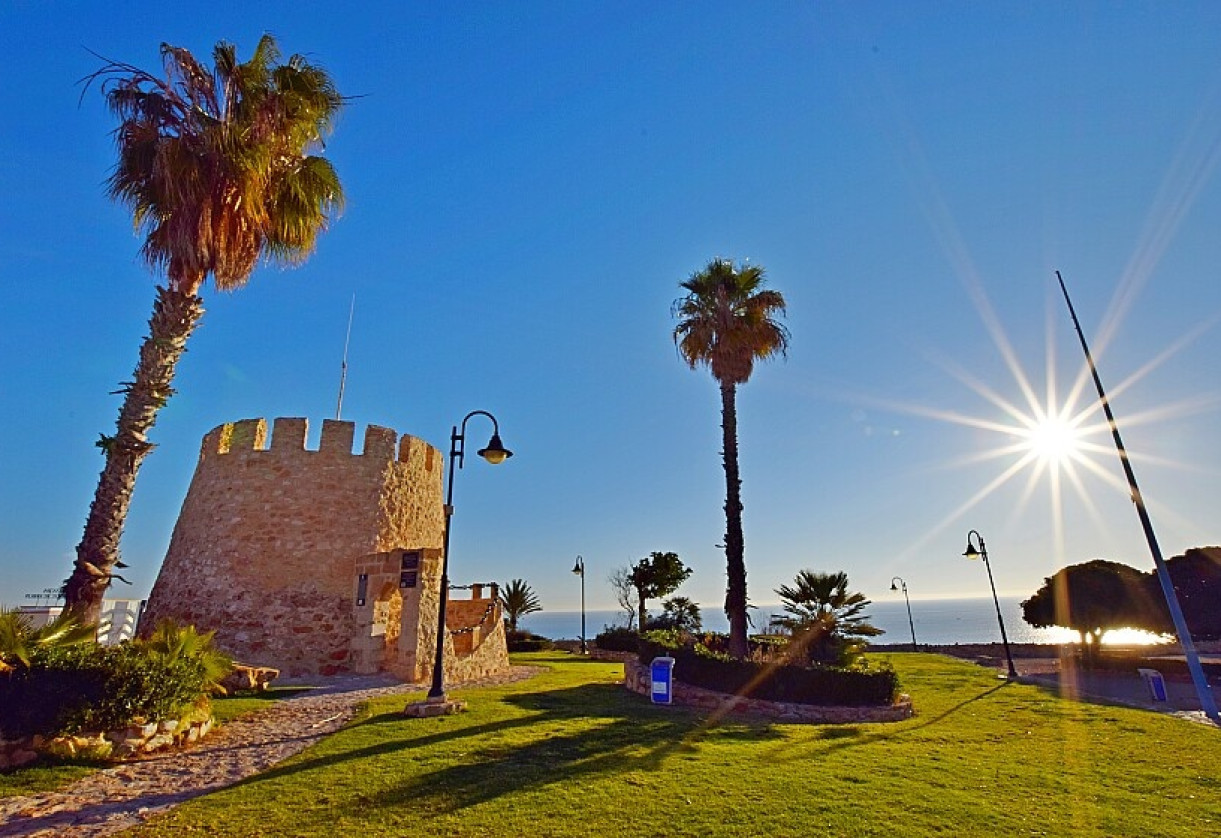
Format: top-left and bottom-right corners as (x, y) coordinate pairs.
(407, 410), (511, 717)
(890, 576), (917, 652)
(572, 555), (586, 654)
(963, 530), (1018, 679)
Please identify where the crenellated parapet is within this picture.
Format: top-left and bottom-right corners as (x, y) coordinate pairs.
(198, 417), (439, 471)
(143, 417), (452, 677)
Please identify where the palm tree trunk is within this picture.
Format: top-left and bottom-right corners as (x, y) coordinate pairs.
(720, 381), (749, 659)
(64, 285), (205, 625)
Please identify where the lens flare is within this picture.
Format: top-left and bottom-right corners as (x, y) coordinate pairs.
(1019, 413), (1086, 468)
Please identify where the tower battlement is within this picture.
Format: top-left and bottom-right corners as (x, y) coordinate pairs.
(143, 416), (460, 677)
(199, 417), (439, 471)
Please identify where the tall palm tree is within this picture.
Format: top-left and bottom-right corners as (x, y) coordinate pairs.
(499, 579), (543, 633)
(64, 36), (345, 624)
(673, 258), (789, 659)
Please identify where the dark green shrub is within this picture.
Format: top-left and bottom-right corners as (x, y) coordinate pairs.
(0, 651), (107, 739)
(0, 642), (210, 740)
(505, 631), (554, 652)
(594, 626), (639, 652)
(638, 637), (899, 707)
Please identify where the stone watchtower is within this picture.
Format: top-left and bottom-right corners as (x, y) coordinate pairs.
(142, 418), (509, 680)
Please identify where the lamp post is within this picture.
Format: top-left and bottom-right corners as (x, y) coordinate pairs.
(1056, 270), (1219, 724)
(408, 410), (511, 717)
(963, 530), (1018, 679)
(890, 576), (917, 652)
(572, 555), (586, 654)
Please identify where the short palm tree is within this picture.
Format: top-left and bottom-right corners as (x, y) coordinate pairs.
(673, 258), (789, 659)
(64, 37), (345, 623)
(499, 579), (543, 632)
(0, 608), (97, 672)
(774, 570), (883, 666)
(143, 619), (234, 693)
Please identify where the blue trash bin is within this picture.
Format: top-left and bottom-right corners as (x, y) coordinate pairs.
(1138, 668), (1168, 702)
(650, 656), (675, 704)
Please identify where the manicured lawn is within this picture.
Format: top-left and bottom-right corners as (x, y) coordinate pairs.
(210, 685), (319, 723)
(0, 758), (99, 799)
(125, 652), (1219, 837)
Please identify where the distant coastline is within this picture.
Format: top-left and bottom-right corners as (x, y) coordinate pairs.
(518, 596), (1168, 647)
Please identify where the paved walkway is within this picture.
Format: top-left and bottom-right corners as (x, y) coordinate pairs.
(0, 667), (542, 838)
(1006, 658), (1221, 725)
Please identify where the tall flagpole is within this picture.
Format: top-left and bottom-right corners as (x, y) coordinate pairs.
(336, 294), (355, 420)
(1056, 270), (1219, 724)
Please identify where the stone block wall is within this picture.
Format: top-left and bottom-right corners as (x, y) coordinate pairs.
(143, 418), (446, 676)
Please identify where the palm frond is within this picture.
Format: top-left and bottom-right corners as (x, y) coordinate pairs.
(672, 258), (789, 385)
(89, 34), (345, 293)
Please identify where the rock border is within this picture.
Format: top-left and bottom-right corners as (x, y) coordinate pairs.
(0, 716), (214, 770)
(623, 658), (913, 723)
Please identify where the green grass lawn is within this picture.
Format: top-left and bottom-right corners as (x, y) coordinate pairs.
(118, 652), (1218, 838)
(210, 685), (319, 724)
(0, 758), (100, 799)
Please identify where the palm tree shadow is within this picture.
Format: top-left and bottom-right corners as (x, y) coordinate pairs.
(228, 680), (778, 807)
(760, 682), (1009, 763)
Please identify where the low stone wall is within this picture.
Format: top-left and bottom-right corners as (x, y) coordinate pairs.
(446, 618), (511, 685)
(624, 658), (912, 724)
(588, 648), (635, 662)
(0, 716), (215, 770)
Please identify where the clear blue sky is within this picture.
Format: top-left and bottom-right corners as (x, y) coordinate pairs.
(4, 3), (1221, 620)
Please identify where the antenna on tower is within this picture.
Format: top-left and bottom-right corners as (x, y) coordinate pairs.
(336, 294), (355, 420)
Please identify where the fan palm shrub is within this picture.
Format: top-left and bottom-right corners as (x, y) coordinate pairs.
(774, 570), (883, 667)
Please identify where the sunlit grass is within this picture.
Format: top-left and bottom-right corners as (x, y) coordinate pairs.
(123, 652), (1219, 838)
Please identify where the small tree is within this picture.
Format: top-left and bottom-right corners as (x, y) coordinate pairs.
(1163, 547), (1221, 640)
(657, 596), (703, 633)
(608, 566), (638, 630)
(1021, 560), (1165, 658)
(630, 551), (693, 630)
(774, 570), (882, 667)
(499, 579), (542, 632)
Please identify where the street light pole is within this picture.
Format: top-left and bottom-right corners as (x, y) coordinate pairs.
(572, 555), (586, 654)
(963, 530), (1018, 679)
(408, 410), (511, 716)
(1056, 270), (1220, 725)
(890, 576), (917, 652)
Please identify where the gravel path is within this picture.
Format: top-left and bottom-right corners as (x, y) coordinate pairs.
(0, 667), (543, 837)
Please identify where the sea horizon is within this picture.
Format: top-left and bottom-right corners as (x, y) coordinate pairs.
(518, 595), (1167, 647)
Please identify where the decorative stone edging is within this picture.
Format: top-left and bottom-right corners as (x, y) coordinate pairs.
(623, 658), (913, 723)
(587, 648), (635, 662)
(0, 716), (214, 770)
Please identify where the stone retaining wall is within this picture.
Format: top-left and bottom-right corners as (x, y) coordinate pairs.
(623, 658), (913, 723)
(0, 716), (214, 770)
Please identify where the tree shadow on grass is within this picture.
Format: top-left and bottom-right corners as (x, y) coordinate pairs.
(757, 682), (1010, 763)
(227, 681), (778, 812)
(351, 688), (749, 815)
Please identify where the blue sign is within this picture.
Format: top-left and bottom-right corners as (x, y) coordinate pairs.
(650, 656), (675, 704)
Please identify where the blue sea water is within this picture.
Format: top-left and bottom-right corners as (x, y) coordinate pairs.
(518, 596), (1082, 646)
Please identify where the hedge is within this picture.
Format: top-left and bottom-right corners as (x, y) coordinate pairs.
(637, 638), (899, 707)
(0, 644), (209, 740)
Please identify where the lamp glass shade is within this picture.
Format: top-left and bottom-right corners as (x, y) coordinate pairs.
(477, 432), (513, 465)
(963, 542), (981, 559)
(890, 582), (898, 591)
(572, 560), (583, 575)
